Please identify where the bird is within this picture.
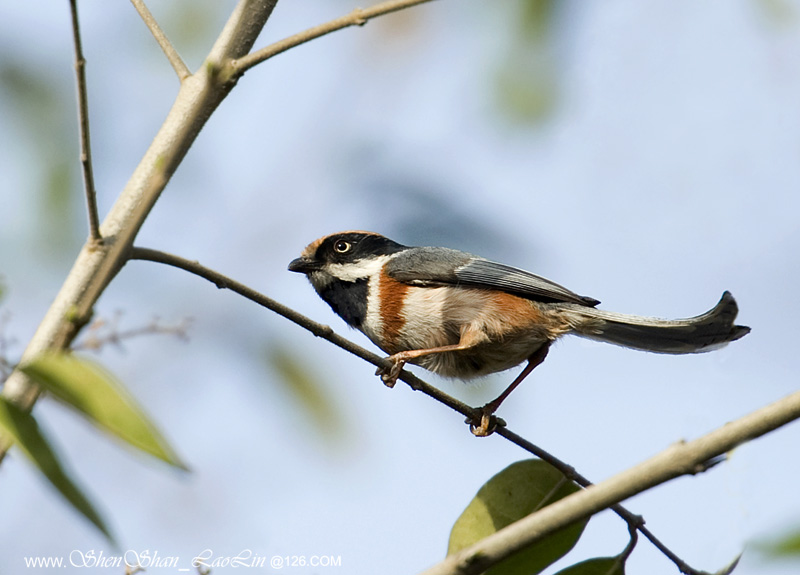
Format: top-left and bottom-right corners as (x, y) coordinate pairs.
(288, 231), (750, 435)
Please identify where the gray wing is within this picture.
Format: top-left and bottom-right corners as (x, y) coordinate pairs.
(386, 247), (599, 307)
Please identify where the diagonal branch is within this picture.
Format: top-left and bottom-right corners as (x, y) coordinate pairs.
(128, 246), (471, 414)
(129, 0), (191, 80)
(495, 427), (709, 575)
(230, 0), (438, 76)
(69, 0), (101, 242)
(127, 246), (728, 575)
(421, 389), (800, 575)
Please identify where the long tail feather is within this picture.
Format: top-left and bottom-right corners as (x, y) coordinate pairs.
(568, 291), (750, 354)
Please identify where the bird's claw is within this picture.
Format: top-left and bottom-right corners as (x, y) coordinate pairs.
(375, 356), (406, 388)
(467, 408), (504, 437)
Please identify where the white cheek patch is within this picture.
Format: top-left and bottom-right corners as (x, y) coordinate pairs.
(326, 256), (390, 282)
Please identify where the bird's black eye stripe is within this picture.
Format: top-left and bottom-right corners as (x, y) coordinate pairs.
(318, 232), (407, 262)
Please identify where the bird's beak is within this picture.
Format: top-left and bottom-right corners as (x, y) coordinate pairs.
(288, 257), (321, 274)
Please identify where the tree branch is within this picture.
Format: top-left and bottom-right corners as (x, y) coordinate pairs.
(127, 247), (467, 409)
(1, 0), (439, 462)
(495, 427), (710, 575)
(420, 389), (800, 575)
(129, 0), (191, 80)
(127, 247), (736, 575)
(69, 0), (101, 242)
(0, 0), (279, 462)
(230, 0), (438, 76)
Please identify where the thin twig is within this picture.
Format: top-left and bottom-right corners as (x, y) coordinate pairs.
(230, 0), (438, 75)
(74, 312), (191, 352)
(69, 0), (101, 242)
(622, 520), (639, 561)
(129, 0), (191, 80)
(127, 246), (713, 575)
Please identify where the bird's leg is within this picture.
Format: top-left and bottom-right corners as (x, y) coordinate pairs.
(376, 328), (486, 388)
(376, 342), (475, 388)
(471, 343), (550, 437)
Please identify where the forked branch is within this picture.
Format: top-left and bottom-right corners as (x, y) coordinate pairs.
(0, 0), (279, 457)
(231, 0), (438, 75)
(129, 0), (191, 80)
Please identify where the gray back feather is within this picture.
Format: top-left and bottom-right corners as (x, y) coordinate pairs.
(386, 248), (598, 306)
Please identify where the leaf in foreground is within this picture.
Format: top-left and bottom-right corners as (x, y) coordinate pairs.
(448, 459), (588, 575)
(21, 352), (187, 470)
(0, 397), (114, 542)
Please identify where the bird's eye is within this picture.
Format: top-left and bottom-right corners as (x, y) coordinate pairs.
(333, 240), (352, 254)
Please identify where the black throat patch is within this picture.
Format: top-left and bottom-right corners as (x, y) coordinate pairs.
(318, 278), (369, 328)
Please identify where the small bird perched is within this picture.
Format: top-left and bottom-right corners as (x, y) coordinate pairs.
(288, 231), (750, 435)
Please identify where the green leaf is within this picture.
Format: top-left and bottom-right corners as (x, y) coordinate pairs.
(0, 63), (81, 257)
(21, 353), (187, 470)
(265, 347), (345, 444)
(520, 0), (556, 41)
(554, 556), (625, 575)
(448, 459), (589, 575)
(757, 527), (800, 557)
(0, 397), (114, 542)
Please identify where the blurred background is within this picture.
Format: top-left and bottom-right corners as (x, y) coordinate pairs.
(1, 0), (799, 573)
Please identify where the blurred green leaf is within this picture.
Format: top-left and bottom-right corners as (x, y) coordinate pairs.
(0, 63), (62, 125)
(266, 347), (345, 443)
(520, 0), (556, 40)
(21, 353), (187, 470)
(448, 459), (588, 575)
(43, 158), (77, 242)
(0, 396), (114, 542)
(494, 1), (559, 124)
(496, 62), (556, 123)
(164, 1), (226, 64)
(0, 62), (80, 254)
(757, 526), (800, 558)
(757, 0), (797, 25)
(554, 557), (625, 575)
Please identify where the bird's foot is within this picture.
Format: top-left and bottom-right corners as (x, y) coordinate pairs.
(375, 355), (407, 388)
(468, 405), (504, 437)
